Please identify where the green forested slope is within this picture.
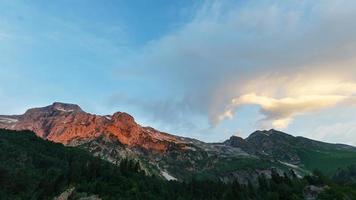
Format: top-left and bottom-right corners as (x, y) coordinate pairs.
(0, 129), (356, 200)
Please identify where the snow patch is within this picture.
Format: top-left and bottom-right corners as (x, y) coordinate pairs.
(183, 146), (197, 151)
(279, 161), (299, 169)
(105, 116), (112, 120)
(55, 108), (74, 112)
(161, 171), (177, 181)
(0, 117), (18, 123)
(262, 132), (270, 136)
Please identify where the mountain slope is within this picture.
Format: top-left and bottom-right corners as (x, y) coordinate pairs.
(0, 129), (154, 199)
(1, 102), (356, 181)
(2, 129), (356, 200)
(0, 103), (275, 182)
(224, 129), (356, 175)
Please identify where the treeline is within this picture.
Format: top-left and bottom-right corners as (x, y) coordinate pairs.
(0, 129), (355, 200)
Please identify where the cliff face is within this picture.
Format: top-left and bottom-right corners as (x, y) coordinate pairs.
(0, 102), (185, 152)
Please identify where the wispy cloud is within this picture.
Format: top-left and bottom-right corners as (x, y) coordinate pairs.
(108, 93), (197, 131)
(0, 31), (10, 40)
(312, 121), (356, 146)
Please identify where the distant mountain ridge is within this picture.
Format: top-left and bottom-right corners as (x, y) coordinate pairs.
(226, 129), (356, 163)
(1, 102), (356, 181)
(225, 129), (356, 175)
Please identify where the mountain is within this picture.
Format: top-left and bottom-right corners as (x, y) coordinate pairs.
(0, 102), (184, 152)
(1, 102), (356, 182)
(0, 129), (217, 200)
(225, 129), (356, 175)
(4, 129), (356, 200)
(0, 129), (142, 199)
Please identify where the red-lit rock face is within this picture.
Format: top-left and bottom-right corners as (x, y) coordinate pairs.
(0, 102), (185, 152)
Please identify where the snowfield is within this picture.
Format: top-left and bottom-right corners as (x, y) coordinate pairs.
(161, 171), (177, 181)
(0, 117), (18, 124)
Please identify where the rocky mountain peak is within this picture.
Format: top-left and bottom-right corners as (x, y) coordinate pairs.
(112, 112), (135, 124)
(250, 129), (275, 136)
(224, 135), (245, 146)
(223, 129), (282, 148)
(23, 102), (83, 117)
(0, 102), (186, 152)
(246, 129), (294, 141)
(51, 102), (83, 112)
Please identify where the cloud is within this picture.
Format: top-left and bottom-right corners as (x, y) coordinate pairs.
(312, 121), (356, 146)
(215, 74), (356, 128)
(107, 93), (197, 131)
(117, 0), (356, 131)
(221, 93), (351, 129)
(0, 31), (10, 40)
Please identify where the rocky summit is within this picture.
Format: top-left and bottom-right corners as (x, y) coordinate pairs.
(0, 102), (185, 152)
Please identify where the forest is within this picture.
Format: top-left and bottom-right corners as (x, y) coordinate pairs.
(0, 129), (355, 200)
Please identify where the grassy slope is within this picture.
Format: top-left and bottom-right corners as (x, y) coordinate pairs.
(298, 148), (356, 175)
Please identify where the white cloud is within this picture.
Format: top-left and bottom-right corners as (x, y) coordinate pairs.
(216, 75), (356, 129)
(222, 93), (351, 129)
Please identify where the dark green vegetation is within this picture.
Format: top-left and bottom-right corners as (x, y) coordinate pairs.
(0, 129), (356, 200)
(298, 148), (356, 175)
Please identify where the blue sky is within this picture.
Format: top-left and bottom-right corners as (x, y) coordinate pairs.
(1, 0), (356, 144)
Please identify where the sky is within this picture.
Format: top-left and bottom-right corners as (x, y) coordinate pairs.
(1, 0), (356, 145)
